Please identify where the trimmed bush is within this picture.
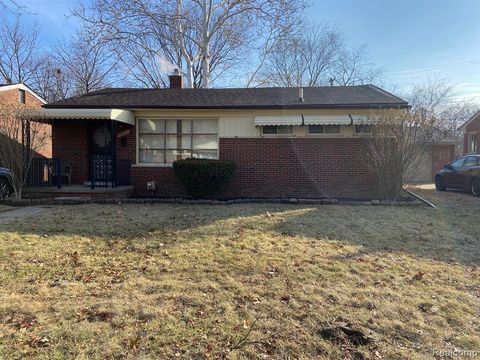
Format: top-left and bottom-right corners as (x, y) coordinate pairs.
(172, 159), (236, 199)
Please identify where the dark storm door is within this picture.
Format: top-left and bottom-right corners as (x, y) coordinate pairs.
(88, 120), (115, 186)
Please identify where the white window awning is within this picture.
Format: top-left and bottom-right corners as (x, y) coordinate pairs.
(303, 114), (371, 125)
(254, 115), (303, 126)
(36, 108), (135, 125)
(255, 114), (372, 126)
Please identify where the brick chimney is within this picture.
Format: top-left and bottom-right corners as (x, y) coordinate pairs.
(169, 68), (182, 89)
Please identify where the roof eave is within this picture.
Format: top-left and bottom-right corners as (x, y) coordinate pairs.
(458, 110), (480, 131)
(43, 103), (409, 110)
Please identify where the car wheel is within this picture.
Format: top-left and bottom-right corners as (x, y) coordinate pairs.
(472, 178), (480, 197)
(435, 176), (446, 191)
(0, 178), (12, 200)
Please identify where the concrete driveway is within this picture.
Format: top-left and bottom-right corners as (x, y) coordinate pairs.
(410, 183), (479, 208)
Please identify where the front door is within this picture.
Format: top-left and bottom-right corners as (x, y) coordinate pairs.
(88, 121), (113, 184)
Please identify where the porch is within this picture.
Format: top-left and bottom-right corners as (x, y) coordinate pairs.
(27, 108), (136, 199)
(25, 156), (132, 198)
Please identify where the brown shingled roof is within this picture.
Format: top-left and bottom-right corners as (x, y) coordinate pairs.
(44, 84), (408, 110)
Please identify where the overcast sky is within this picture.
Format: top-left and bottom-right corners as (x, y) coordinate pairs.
(9, 0), (480, 103)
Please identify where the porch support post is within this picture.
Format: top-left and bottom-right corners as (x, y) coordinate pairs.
(111, 120), (117, 188)
(104, 119), (108, 189)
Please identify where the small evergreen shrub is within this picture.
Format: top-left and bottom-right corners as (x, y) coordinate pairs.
(172, 159), (236, 199)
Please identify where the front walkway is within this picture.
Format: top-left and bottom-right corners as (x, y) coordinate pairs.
(0, 205), (50, 223)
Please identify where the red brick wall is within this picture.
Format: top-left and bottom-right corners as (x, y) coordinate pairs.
(129, 137), (379, 199)
(219, 138), (378, 199)
(0, 88), (52, 158)
(52, 120), (89, 184)
(431, 144), (455, 177)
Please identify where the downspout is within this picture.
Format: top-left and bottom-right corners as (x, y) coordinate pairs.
(348, 114), (354, 126)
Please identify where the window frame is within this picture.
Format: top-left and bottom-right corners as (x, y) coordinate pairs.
(18, 89), (26, 104)
(307, 124), (341, 135)
(468, 133), (477, 153)
(136, 118), (219, 166)
(261, 125), (294, 136)
(354, 124), (373, 136)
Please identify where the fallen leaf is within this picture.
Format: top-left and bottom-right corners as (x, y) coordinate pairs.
(413, 272), (425, 281)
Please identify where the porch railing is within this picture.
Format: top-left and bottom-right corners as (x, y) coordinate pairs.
(89, 155), (131, 189)
(28, 158), (62, 188)
(28, 157), (131, 189)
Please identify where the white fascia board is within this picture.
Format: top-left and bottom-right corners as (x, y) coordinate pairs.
(254, 115), (303, 126)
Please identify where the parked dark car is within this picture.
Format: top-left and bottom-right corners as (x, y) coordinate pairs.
(0, 167), (14, 200)
(435, 154), (480, 196)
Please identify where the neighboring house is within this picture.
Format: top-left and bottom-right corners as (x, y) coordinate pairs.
(459, 110), (479, 155)
(406, 129), (456, 182)
(0, 83), (51, 158)
(37, 73), (409, 199)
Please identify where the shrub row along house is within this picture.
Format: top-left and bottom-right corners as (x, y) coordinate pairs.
(34, 72), (448, 200)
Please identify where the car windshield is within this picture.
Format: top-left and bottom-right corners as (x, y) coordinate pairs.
(451, 158), (465, 169)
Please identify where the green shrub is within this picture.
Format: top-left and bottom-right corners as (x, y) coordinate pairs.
(172, 159), (236, 199)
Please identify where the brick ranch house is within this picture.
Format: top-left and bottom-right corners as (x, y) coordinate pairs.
(34, 74), (420, 200)
(459, 110), (479, 155)
(0, 83), (51, 158)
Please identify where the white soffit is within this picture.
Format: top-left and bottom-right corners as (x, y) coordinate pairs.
(254, 115), (303, 126)
(38, 108), (135, 125)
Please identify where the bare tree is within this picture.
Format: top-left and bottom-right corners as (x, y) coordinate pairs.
(52, 31), (118, 95)
(257, 24), (342, 87)
(252, 25), (383, 88)
(364, 76), (476, 202)
(365, 108), (436, 203)
(0, 103), (47, 199)
(29, 56), (73, 102)
(0, 0), (33, 15)
(0, 14), (41, 84)
(406, 75), (453, 116)
(331, 45), (382, 86)
(403, 75), (477, 156)
(72, 0), (305, 88)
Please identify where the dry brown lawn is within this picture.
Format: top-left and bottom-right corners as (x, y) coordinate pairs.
(0, 187), (479, 359)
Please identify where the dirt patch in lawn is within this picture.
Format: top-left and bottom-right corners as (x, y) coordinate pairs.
(0, 204), (15, 213)
(0, 202), (479, 359)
